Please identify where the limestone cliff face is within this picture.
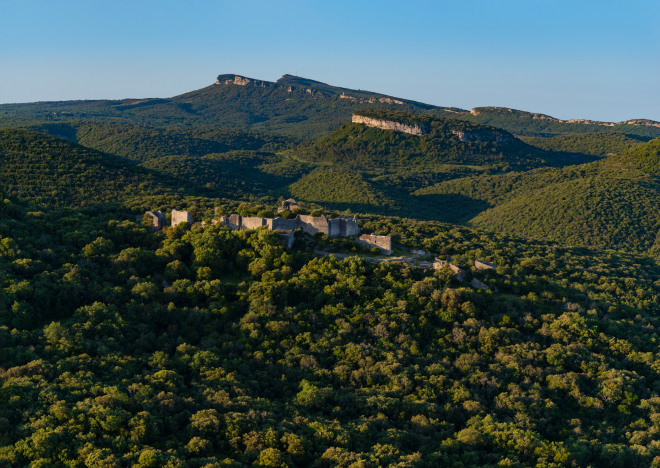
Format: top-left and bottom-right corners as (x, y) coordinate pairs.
(352, 114), (428, 136)
(215, 74), (271, 87)
(623, 119), (660, 128)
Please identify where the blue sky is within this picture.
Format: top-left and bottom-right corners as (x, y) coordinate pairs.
(2, 0), (659, 121)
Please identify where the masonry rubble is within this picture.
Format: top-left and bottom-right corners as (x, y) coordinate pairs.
(359, 234), (392, 255)
(433, 258), (468, 282)
(475, 260), (497, 271)
(278, 198), (303, 213)
(470, 278), (489, 290)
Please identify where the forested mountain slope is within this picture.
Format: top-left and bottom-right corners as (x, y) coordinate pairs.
(0, 74), (461, 139)
(295, 110), (598, 171)
(0, 129), (175, 206)
(465, 107), (660, 138)
(2, 73), (659, 139)
(0, 197), (659, 466)
(25, 121), (298, 162)
(417, 138), (660, 255)
(522, 132), (650, 157)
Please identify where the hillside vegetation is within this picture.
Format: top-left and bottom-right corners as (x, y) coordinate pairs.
(0, 75), (461, 139)
(289, 167), (395, 210)
(466, 107), (660, 138)
(0, 129), (174, 206)
(2, 74), (660, 466)
(295, 110), (598, 171)
(417, 138), (660, 255)
(523, 132), (649, 157)
(26, 121), (298, 162)
(0, 197), (659, 466)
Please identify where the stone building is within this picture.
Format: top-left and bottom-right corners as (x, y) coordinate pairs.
(145, 210), (166, 230)
(359, 234), (392, 254)
(171, 209), (193, 227)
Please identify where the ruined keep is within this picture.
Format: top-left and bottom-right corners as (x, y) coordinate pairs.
(359, 234), (392, 254)
(145, 210), (166, 230)
(171, 209), (193, 227)
(278, 198), (303, 213)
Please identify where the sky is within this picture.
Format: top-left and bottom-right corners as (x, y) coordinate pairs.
(1, 0), (659, 122)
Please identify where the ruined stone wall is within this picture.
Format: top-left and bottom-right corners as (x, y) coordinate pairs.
(298, 215), (329, 236)
(359, 234), (392, 254)
(171, 209), (193, 227)
(344, 215), (359, 236)
(352, 114), (428, 136)
(241, 217), (269, 230)
(270, 217), (300, 231)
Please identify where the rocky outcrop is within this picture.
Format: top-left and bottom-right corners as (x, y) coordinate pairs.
(215, 74), (271, 87)
(623, 119), (660, 128)
(352, 114), (428, 136)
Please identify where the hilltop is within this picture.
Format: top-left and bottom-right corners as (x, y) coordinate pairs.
(294, 109), (598, 170)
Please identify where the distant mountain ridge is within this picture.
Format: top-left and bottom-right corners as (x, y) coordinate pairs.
(2, 73), (659, 139)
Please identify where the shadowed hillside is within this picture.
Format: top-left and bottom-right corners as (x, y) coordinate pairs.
(417, 138), (660, 255)
(0, 129), (175, 206)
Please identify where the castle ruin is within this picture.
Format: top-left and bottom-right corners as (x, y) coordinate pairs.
(220, 213), (359, 238)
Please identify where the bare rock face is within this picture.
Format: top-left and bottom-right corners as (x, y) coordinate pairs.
(215, 74), (271, 87)
(623, 119), (660, 128)
(352, 114), (428, 136)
